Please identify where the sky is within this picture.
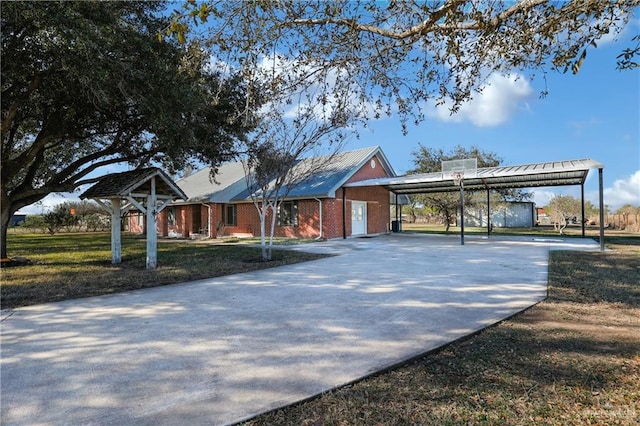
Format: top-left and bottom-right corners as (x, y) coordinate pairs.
(19, 13), (639, 215)
(346, 27), (640, 212)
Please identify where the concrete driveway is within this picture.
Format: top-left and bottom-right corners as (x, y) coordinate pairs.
(0, 233), (600, 425)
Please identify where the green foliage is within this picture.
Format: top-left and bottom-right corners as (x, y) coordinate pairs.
(42, 206), (77, 235)
(168, 1), (636, 132)
(617, 34), (640, 70)
(0, 1), (253, 257)
(20, 215), (47, 233)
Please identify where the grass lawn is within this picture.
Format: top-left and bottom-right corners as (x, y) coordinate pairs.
(0, 232), (327, 310)
(240, 230), (640, 425)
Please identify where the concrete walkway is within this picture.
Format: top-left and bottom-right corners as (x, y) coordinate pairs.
(0, 233), (600, 425)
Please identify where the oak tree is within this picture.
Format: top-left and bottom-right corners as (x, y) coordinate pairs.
(1, 1), (250, 257)
(169, 0), (638, 131)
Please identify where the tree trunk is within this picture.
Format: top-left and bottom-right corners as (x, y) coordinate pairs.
(1, 203), (16, 259)
(268, 203), (278, 261)
(444, 210), (452, 233)
(259, 205), (268, 261)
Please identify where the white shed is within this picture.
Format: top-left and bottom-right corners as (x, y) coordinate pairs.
(464, 202), (536, 228)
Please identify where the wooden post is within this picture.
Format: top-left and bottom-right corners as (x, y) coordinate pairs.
(111, 198), (122, 264)
(146, 177), (157, 269)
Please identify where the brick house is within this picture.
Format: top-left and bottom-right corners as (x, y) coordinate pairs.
(128, 146), (402, 239)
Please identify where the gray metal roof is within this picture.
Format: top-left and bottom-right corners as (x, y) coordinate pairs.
(174, 162), (247, 204)
(80, 168), (187, 200)
(345, 159), (604, 194)
(169, 146), (395, 204)
(231, 146), (395, 201)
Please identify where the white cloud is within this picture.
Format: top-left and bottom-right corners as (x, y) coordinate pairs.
(602, 170), (640, 209)
(17, 192), (82, 215)
(535, 171), (640, 211)
(531, 189), (558, 207)
(425, 73), (533, 127)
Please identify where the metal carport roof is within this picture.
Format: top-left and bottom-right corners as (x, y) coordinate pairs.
(344, 159), (603, 194)
(344, 158), (606, 251)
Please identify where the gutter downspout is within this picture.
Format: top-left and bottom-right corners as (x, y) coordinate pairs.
(314, 198), (323, 240)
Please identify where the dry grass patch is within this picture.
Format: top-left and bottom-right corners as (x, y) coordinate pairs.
(242, 239), (640, 425)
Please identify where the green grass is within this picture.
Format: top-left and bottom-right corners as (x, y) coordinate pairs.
(1, 232), (327, 309)
(240, 233), (640, 425)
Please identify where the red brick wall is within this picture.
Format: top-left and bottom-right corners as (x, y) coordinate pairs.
(128, 153), (393, 240)
(346, 154), (390, 183)
(346, 186), (391, 235)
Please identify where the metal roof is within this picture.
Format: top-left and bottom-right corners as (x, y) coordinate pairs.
(174, 162), (247, 204)
(231, 146), (396, 201)
(80, 168), (187, 200)
(167, 146), (395, 204)
(345, 159), (604, 194)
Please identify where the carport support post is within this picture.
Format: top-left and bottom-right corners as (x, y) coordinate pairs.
(598, 168), (605, 252)
(459, 184), (465, 245)
(486, 189), (491, 238)
(110, 198), (122, 264)
(581, 183), (586, 238)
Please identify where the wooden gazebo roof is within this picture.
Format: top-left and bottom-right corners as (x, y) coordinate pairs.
(80, 168), (186, 201)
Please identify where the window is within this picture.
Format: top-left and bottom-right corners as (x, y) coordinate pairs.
(277, 201), (298, 226)
(224, 204), (237, 226)
(167, 207), (176, 226)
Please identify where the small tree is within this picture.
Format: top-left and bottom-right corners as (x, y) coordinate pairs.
(242, 102), (350, 261)
(546, 195), (582, 234)
(42, 205), (76, 235)
(20, 215), (47, 234)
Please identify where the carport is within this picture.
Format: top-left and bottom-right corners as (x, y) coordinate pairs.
(345, 158), (605, 251)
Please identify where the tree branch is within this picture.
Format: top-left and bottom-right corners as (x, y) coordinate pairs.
(1, 73), (43, 140)
(291, 0), (549, 39)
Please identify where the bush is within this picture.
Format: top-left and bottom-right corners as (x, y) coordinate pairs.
(19, 215), (48, 233)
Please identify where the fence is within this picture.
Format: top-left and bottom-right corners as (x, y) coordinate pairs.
(600, 214), (640, 232)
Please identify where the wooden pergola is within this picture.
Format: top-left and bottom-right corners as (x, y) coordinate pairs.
(80, 168), (187, 269)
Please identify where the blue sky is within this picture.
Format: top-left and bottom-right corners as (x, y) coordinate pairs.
(20, 15), (639, 215)
(347, 26), (639, 211)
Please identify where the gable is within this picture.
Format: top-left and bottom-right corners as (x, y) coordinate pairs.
(346, 154), (393, 184)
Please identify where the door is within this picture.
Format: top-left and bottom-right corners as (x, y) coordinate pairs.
(192, 205), (202, 233)
(351, 201), (367, 236)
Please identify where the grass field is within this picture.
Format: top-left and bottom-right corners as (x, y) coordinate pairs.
(2, 229), (638, 424)
(0, 232), (326, 310)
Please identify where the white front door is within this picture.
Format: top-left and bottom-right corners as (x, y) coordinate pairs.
(351, 201), (367, 236)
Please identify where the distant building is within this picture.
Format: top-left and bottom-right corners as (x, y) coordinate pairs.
(10, 214), (27, 227)
(464, 202), (536, 228)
